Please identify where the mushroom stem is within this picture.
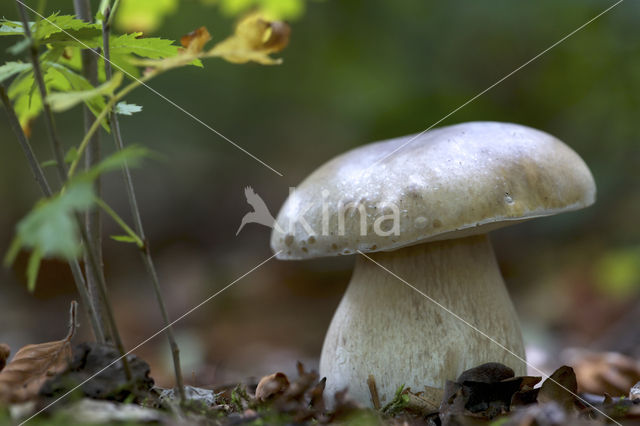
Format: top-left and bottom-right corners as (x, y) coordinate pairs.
(319, 234), (525, 406)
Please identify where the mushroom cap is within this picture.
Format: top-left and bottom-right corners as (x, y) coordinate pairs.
(271, 121), (596, 259)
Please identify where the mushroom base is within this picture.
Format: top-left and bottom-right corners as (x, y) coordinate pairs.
(319, 234), (525, 407)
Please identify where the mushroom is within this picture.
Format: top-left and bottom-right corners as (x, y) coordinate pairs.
(270, 121), (595, 406)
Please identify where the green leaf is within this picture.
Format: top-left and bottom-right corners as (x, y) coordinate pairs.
(7, 38), (31, 55)
(0, 14), (98, 40)
(0, 61), (31, 84)
(110, 33), (178, 59)
(0, 19), (32, 36)
(3, 236), (22, 267)
(64, 147), (79, 164)
(115, 101), (142, 115)
(34, 13), (98, 41)
(44, 31), (178, 61)
(110, 235), (138, 244)
(15, 182), (95, 263)
(26, 248), (43, 292)
(47, 72), (123, 112)
(40, 159), (58, 169)
(75, 145), (152, 183)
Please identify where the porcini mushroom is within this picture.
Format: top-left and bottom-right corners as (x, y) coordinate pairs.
(270, 121), (595, 405)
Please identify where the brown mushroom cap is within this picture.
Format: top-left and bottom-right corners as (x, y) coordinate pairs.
(271, 121), (596, 259)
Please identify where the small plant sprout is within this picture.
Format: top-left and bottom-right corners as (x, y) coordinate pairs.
(271, 121), (596, 406)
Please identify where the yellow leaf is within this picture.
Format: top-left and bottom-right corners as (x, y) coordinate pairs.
(207, 12), (290, 65)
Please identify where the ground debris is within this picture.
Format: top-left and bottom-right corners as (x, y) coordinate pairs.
(40, 341), (154, 402)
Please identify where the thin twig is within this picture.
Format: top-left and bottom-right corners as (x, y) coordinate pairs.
(75, 211), (132, 380)
(15, 1), (67, 184)
(0, 84), (106, 343)
(102, 6), (185, 402)
(73, 0), (110, 345)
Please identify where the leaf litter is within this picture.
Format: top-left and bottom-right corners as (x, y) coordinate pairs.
(1, 325), (639, 425)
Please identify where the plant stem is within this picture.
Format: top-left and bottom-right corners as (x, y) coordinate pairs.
(75, 210), (132, 380)
(15, 1), (67, 184)
(73, 0), (109, 345)
(102, 8), (185, 402)
(94, 197), (144, 248)
(0, 84), (106, 343)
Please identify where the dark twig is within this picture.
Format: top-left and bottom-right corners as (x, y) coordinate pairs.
(73, 0), (110, 345)
(15, 1), (67, 184)
(102, 7), (185, 401)
(1, 84), (105, 343)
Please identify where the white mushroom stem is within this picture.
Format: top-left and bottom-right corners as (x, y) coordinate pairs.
(319, 234), (525, 407)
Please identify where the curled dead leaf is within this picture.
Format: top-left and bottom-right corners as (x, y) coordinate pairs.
(255, 372), (290, 401)
(0, 302), (77, 403)
(207, 13), (291, 65)
(180, 26), (212, 54)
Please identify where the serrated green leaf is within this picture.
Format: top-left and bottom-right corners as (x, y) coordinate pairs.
(15, 182), (95, 263)
(44, 31), (178, 62)
(47, 72), (123, 112)
(34, 13), (98, 41)
(115, 101), (142, 115)
(110, 235), (138, 244)
(26, 248), (43, 292)
(0, 61), (30, 84)
(111, 33), (178, 59)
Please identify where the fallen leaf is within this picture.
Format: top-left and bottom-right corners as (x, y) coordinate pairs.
(0, 302), (77, 403)
(567, 349), (640, 396)
(255, 372), (289, 401)
(538, 366), (578, 412)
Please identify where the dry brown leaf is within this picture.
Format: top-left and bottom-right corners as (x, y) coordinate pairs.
(180, 26), (212, 54)
(207, 12), (291, 65)
(569, 350), (640, 396)
(255, 372), (289, 401)
(0, 302), (77, 403)
(538, 366), (578, 412)
(0, 344), (9, 372)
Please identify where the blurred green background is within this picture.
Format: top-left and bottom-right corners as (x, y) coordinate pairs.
(0, 0), (638, 387)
